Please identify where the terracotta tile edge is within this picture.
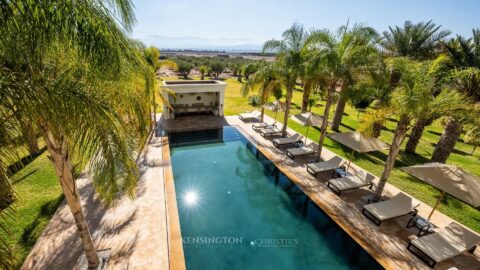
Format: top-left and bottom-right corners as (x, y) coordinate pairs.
(161, 136), (186, 270)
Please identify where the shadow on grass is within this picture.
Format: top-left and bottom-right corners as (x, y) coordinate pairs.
(381, 126), (395, 133)
(6, 147), (47, 177)
(290, 103), (301, 110)
(427, 130), (442, 136)
(427, 142), (470, 156)
(355, 151), (386, 166)
(396, 151), (431, 167)
(386, 117), (399, 123)
(20, 194), (65, 249)
(11, 169), (39, 185)
(339, 122), (356, 131)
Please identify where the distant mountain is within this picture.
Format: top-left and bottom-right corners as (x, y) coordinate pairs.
(140, 35), (263, 52)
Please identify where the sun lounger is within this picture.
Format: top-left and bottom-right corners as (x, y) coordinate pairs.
(192, 102), (205, 112)
(238, 110), (261, 122)
(172, 104), (185, 113)
(272, 133), (303, 148)
(286, 143), (318, 159)
(259, 126), (283, 137)
(407, 222), (480, 267)
(362, 192), (420, 226)
(307, 156), (344, 177)
(252, 122), (275, 132)
(327, 170), (375, 195)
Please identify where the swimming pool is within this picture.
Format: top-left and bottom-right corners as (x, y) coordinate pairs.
(169, 126), (383, 270)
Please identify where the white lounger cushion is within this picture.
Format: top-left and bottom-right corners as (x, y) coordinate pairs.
(307, 156), (344, 173)
(252, 122), (266, 129)
(363, 192), (420, 221)
(261, 127), (282, 135)
(287, 144), (317, 156)
(411, 222), (480, 262)
(239, 110), (261, 119)
(328, 171), (375, 191)
(252, 122), (275, 131)
(273, 134), (303, 145)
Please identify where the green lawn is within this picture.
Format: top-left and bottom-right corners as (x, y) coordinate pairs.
(1, 152), (63, 268)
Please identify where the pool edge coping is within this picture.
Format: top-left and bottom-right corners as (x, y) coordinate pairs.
(161, 136), (187, 270)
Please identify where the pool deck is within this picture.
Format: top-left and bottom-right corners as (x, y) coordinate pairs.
(22, 136), (172, 269)
(22, 115), (479, 269)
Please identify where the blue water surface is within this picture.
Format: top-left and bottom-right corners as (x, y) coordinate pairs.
(170, 126), (383, 270)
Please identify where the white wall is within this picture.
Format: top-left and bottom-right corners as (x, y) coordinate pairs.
(161, 81), (227, 119)
(170, 92), (218, 106)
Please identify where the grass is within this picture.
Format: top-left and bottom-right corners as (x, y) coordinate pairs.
(1, 152), (63, 268)
(214, 77), (480, 232)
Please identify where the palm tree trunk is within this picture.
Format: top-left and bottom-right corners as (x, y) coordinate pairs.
(21, 122), (40, 155)
(201, 74), (204, 80)
(405, 116), (433, 154)
(301, 85), (310, 113)
(152, 90), (157, 127)
(374, 116), (410, 200)
(0, 165), (14, 210)
(260, 107), (265, 123)
(281, 88), (293, 137)
(372, 121), (383, 138)
(431, 117), (462, 163)
(316, 83), (336, 159)
(42, 127), (100, 269)
(331, 95), (347, 131)
(330, 81), (349, 131)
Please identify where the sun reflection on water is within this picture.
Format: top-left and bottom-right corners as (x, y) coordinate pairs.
(184, 191), (198, 205)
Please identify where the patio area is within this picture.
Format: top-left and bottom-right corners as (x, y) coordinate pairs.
(22, 115), (480, 270)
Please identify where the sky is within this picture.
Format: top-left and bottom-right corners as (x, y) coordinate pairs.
(131, 0), (480, 50)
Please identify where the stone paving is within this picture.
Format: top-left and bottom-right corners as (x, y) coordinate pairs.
(22, 114), (479, 270)
(22, 136), (169, 270)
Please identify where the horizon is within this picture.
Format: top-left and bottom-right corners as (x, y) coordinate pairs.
(132, 0), (480, 51)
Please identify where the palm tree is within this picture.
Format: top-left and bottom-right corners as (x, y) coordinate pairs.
(326, 24), (379, 131)
(372, 56), (466, 200)
(0, 114), (19, 268)
(431, 30), (480, 162)
(404, 116), (435, 154)
(199, 65), (208, 80)
(431, 67), (480, 162)
(242, 63), (259, 81)
(0, 1), (153, 269)
(355, 59), (394, 137)
(464, 125), (480, 155)
(304, 26), (378, 157)
(381, 20), (450, 60)
(0, 115), (20, 213)
(263, 23), (309, 137)
(241, 64), (283, 122)
(378, 20), (450, 142)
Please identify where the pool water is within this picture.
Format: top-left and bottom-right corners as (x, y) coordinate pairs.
(169, 126), (383, 270)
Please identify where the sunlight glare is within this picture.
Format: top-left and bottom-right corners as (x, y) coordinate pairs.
(185, 191), (198, 205)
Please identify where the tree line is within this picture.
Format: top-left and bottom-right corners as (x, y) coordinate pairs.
(243, 22), (480, 202)
(165, 55), (262, 81)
